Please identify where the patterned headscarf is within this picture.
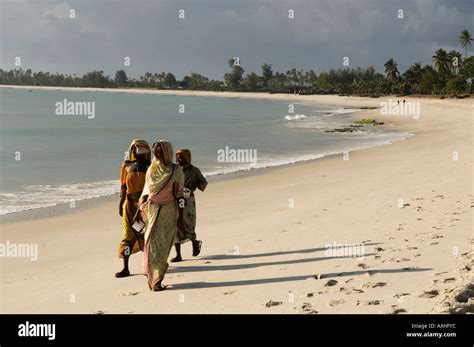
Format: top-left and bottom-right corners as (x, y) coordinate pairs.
(142, 140), (175, 196)
(176, 148), (192, 165)
(120, 139), (150, 185)
(125, 139), (150, 162)
(153, 140), (174, 166)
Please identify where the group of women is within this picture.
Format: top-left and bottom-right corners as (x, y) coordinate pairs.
(115, 139), (208, 291)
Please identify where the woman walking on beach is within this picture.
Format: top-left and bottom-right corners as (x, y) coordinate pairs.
(171, 149), (208, 262)
(139, 140), (184, 291)
(116, 139), (151, 278)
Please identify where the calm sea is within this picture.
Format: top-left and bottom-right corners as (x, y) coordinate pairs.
(0, 88), (408, 215)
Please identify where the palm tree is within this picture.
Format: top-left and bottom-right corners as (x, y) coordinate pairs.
(459, 29), (472, 58)
(432, 49), (450, 80)
(403, 62), (423, 94)
(384, 58), (399, 81)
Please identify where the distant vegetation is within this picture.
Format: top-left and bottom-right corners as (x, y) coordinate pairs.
(1, 29), (472, 97)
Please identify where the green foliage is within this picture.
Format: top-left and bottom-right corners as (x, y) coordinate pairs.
(224, 58), (245, 91)
(114, 70), (128, 87)
(1, 29), (472, 96)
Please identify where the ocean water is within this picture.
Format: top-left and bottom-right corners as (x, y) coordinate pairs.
(0, 88), (409, 215)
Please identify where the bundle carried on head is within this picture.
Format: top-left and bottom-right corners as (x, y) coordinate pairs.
(126, 139), (151, 162)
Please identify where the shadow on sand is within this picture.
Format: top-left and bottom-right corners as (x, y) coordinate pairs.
(169, 267), (432, 290)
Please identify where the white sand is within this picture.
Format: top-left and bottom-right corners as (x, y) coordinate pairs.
(0, 90), (472, 313)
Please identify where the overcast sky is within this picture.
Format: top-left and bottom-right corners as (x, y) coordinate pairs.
(1, 0), (472, 79)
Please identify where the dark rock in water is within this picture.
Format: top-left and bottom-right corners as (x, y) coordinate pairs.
(325, 279), (338, 287)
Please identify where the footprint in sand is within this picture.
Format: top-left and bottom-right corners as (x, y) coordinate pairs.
(307, 293), (314, 297)
(324, 279), (339, 287)
(329, 299), (345, 306)
(224, 290), (236, 295)
(402, 267), (419, 271)
(340, 287), (365, 294)
(357, 300), (382, 306)
(392, 308), (407, 314)
(122, 292), (140, 296)
(394, 293), (410, 299)
(362, 282), (388, 289)
(265, 300), (282, 307)
(301, 302), (318, 314)
(419, 290), (439, 298)
(358, 263), (369, 269)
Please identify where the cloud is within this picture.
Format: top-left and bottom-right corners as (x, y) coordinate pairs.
(0, 0), (472, 79)
(43, 2), (73, 20)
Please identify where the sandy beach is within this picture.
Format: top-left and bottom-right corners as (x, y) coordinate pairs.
(0, 90), (472, 314)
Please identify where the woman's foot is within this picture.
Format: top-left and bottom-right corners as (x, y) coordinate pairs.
(153, 284), (168, 291)
(170, 255), (182, 262)
(192, 240), (202, 257)
(152, 280), (168, 291)
(115, 269), (130, 278)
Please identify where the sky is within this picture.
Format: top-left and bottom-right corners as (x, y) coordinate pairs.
(0, 0), (473, 80)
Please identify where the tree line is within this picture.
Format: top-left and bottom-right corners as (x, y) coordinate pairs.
(1, 29), (472, 97)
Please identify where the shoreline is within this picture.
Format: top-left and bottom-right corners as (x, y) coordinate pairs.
(0, 137), (409, 224)
(3, 83), (466, 105)
(2, 83), (472, 99)
(0, 88), (412, 223)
